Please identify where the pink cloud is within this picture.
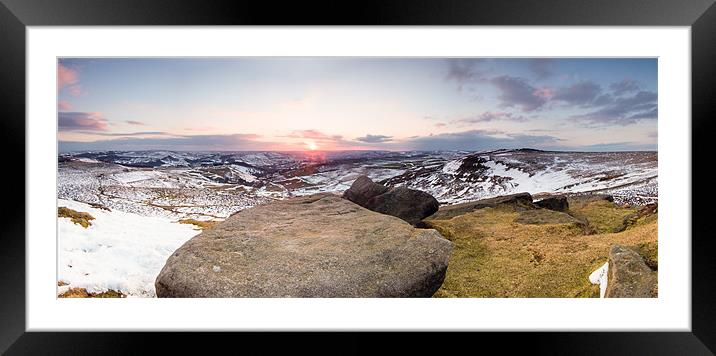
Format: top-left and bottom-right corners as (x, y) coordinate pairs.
(125, 120), (146, 126)
(285, 130), (343, 142)
(58, 64), (78, 91)
(534, 87), (554, 100)
(58, 100), (73, 110)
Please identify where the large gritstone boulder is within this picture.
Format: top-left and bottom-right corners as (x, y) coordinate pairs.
(342, 176), (439, 227)
(155, 193), (452, 298)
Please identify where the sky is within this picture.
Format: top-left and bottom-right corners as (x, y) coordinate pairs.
(57, 58), (657, 152)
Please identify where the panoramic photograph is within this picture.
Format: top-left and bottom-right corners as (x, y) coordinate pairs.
(56, 57), (658, 298)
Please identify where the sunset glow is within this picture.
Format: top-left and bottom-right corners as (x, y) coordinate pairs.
(305, 140), (318, 151)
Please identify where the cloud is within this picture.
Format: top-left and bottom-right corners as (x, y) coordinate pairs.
(287, 129), (394, 149)
(284, 130), (344, 143)
(529, 59), (554, 79)
(58, 100), (73, 110)
(59, 133), (268, 152)
(58, 112), (109, 131)
(281, 129), (371, 150)
(573, 90), (658, 125)
(57, 63), (78, 91)
(562, 141), (657, 152)
(401, 129), (562, 151)
(58, 63), (82, 96)
(445, 59), (486, 87)
(455, 111), (528, 124)
(78, 131), (171, 137)
(125, 120), (146, 126)
(355, 134), (393, 143)
(610, 79), (640, 96)
(490, 75), (548, 112)
(552, 81), (602, 106)
(628, 107), (658, 120)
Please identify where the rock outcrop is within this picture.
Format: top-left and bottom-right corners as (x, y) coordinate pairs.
(342, 176), (439, 227)
(534, 195), (569, 212)
(604, 244), (658, 298)
(155, 193), (452, 298)
(622, 203), (658, 230)
(428, 192), (535, 220)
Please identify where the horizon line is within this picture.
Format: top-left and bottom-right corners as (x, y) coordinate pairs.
(58, 147), (658, 154)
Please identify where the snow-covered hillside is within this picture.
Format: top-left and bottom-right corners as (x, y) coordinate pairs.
(59, 149), (657, 220)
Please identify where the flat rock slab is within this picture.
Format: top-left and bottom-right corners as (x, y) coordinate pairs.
(156, 193), (452, 298)
(428, 192), (535, 220)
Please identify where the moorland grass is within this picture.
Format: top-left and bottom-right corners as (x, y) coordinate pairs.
(567, 198), (637, 234)
(426, 203), (657, 298)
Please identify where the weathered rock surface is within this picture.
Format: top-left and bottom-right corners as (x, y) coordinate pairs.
(604, 244), (658, 298)
(568, 194), (614, 205)
(341, 175), (389, 207)
(513, 209), (586, 230)
(155, 193), (452, 298)
(428, 192), (535, 220)
(535, 195), (569, 212)
(342, 176), (439, 227)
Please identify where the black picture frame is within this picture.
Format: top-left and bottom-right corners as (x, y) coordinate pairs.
(1, 0), (714, 354)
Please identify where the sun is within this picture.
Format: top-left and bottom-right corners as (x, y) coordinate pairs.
(305, 140), (318, 151)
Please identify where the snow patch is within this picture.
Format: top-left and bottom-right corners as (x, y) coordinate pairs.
(231, 165), (257, 182)
(441, 158), (463, 175)
(589, 262), (609, 298)
(58, 199), (200, 297)
(111, 170), (166, 184)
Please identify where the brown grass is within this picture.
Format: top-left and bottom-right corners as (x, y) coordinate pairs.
(426, 204), (657, 298)
(58, 207), (95, 228)
(58, 287), (125, 298)
(178, 218), (219, 230)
